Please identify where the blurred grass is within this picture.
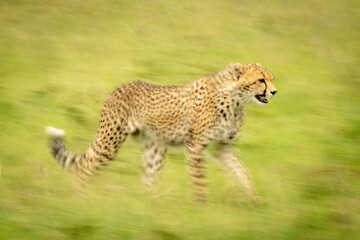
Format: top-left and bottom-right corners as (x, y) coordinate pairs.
(0, 0), (359, 239)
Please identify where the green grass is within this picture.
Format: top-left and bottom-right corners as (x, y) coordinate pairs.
(0, 0), (359, 239)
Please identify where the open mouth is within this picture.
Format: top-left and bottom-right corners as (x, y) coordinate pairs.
(255, 95), (268, 104)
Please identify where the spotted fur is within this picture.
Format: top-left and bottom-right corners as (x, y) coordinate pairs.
(47, 63), (277, 200)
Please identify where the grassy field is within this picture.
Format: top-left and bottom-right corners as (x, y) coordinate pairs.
(0, 0), (359, 239)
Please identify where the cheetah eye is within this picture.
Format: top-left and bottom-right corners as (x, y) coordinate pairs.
(258, 79), (265, 83)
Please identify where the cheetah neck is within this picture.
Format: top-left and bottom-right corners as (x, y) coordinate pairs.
(230, 90), (253, 110)
(208, 67), (253, 110)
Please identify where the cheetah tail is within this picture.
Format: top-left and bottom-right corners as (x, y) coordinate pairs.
(46, 126), (72, 170)
(46, 126), (88, 174)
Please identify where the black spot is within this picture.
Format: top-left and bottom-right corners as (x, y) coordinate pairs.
(221, 102), (224, 105)
(223, 113), (227, 119)
(110, 137), (113, 140)
(70, 155), (76, 163)
(117, 126), (121, 131)
(190, 173), (204, 178)
(229, 132), (236, 140)
(220, 109), (224, 113)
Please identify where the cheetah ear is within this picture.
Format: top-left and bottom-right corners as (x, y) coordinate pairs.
(232, 63), (243, 81)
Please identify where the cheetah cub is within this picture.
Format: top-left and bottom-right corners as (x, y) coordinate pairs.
(47, 63), (277, 201)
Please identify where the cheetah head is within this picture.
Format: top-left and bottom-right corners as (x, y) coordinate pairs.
(231, 63), (277, 105)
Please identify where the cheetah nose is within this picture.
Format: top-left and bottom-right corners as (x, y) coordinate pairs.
(271, 90), (278, 95)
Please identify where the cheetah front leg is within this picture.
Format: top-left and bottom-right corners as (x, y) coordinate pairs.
(142, 138), (167, 188)
(220, 144), (258, 202)
(185, 141), (206, 201)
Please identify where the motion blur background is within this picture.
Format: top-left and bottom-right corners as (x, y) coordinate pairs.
(0, 0), (359, 239)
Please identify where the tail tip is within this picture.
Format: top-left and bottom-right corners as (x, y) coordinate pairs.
(46, 126), (66, 137)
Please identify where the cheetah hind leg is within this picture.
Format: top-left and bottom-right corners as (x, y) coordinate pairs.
(141, 137), (167, 188)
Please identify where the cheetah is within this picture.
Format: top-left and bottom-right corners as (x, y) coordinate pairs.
(47, 63), (277, 201)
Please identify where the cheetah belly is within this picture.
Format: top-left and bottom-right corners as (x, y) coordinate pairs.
(135, 114), (190, 146)
(162, 128), (188, 145)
